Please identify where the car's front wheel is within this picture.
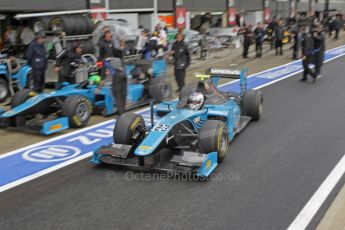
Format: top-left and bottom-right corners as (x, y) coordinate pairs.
(113, 112), (146, 145)
(198, 120), (230, 163)
(62, 95), (92, 128)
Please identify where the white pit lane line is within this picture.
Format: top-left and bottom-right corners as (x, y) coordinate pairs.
(287, 154), (345, 230)
(1, 45), (345, 230)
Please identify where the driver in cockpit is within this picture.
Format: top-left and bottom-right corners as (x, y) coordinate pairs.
(188, 92), (205, 110)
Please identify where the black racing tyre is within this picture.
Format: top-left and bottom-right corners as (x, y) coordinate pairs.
(179, 85), (196, 100)
(113, 112), (146, 145)
(11, 89), (51, 115)
(198, 120), (230, 163)
(149, 77), (171, 102)
(81, 16), (94, 34)
(62, 95), (92, 128)
(11, 89), (31, 108)
(74, 16), (86, 35)
(73, 15), (93, 35)
(242, 90), (263, 121)
(32, 17), (52, 32)
(50, 16), (75, 35)
(0, 78), (9, 103)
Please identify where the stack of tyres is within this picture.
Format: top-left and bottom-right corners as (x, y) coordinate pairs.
(32, 15), (95, 54)
(49, 15), (94, 35)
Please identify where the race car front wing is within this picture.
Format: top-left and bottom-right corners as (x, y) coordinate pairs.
(91, 144), (218, 178)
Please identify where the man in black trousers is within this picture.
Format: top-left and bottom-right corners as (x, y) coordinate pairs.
(254, 22), (265, 58)
(26, 31), (47, 93)
(312, 25), (325, 78)
(300, 27), (317, 82)
(274, 20), (285, 56)
(240, 25), (254, 59)
(171, 33), (191, 92)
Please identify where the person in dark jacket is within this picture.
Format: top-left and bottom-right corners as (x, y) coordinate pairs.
(328, 16), (336, 37)
(267, 17), (278, 49)
(98, 31), (123, 61)
(171, 33), (191, 92)
(334, 15), (342, 40)
(274, 20), (285, 56)
(254, 22), (265, 58)
(312, 25), (325, 77)
(96, 57), (127, 114)
(300, 27), (317, 82)
(239, 25), (254, 59)
(26, 32), (47, 93)
(54, 43), (83, 89)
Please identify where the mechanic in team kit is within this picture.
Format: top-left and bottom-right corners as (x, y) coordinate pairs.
(300, 26), (317, 82)
(96, 57), (127, 114)
(26, 31), (47, 93)
(312, 24), (325, 78)
(54, 43), (84, 89)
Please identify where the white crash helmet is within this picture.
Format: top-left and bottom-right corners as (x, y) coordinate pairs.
(189, 92), (205, 110)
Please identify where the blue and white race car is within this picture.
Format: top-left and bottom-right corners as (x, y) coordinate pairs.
(0, 58), (170, 135)
(92, 67), (263, 178)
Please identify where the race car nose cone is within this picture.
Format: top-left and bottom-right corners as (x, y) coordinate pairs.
(134, 145), (153, 156)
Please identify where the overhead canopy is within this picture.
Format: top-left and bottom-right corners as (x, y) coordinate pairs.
(0, 0), (87, 12)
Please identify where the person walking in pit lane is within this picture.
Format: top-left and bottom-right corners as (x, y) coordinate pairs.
(312, 24), (325, 78)
(300, 27), (317, 82)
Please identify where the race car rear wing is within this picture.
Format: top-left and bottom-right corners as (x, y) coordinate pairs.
(207, 68), (242, 78)
(205, 67), (249, 97)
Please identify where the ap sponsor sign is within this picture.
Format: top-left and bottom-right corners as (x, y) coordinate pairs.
(22, 145), (81, 163)
(1, 45), (345, 190)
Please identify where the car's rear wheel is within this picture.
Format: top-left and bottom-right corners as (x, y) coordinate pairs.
(113, 112), (146, 145)
(198, 120), (229, 163)
(0, 78), (9, 103)
(62, 95), (92, 128)
(11, 89), (31, 108)
(242, 90), (263, 121)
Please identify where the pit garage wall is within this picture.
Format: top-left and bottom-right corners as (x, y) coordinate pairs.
(0, 0), (87, 12)
(107, 0), (265, 29)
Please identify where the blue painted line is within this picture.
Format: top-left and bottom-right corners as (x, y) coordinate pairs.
(1, 45), (345, 191)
